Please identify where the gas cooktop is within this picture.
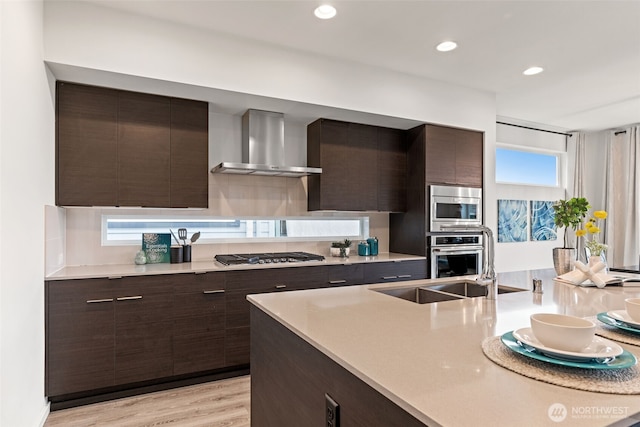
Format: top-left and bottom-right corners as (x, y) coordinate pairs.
(214, 252), (325, 266)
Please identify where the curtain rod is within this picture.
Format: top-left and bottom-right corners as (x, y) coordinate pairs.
(615, 130), (627, 135)
(496, 121), (571, 136)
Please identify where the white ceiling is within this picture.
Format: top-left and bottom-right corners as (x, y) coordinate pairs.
(84, 0), (640, 132)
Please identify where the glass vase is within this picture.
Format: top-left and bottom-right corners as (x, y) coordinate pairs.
(588, 254), (608, 274)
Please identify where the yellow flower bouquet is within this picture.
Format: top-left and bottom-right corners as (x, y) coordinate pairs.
(581, 210), (608, 256)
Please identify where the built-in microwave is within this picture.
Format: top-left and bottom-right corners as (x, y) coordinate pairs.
(429, 185), (482, 232)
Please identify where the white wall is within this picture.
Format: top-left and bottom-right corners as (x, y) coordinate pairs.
(1, 1), (55, 425)
(494, 123), (567, 272)
(43, 2), (494, 131)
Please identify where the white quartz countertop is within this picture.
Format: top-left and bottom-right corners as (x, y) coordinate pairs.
(45, 252), (425, 281)
(248, 269), (640, 426)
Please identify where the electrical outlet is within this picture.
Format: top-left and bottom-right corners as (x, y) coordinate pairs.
(325, 393), (339, 427)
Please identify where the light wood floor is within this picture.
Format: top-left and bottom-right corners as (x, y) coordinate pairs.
(44, 375), (250, 427)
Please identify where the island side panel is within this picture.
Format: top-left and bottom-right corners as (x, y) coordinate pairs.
(250, 305), (428, 427)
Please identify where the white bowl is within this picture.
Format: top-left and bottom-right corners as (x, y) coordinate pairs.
(625, 298), (640, 323)
(530, 313), (595, 352)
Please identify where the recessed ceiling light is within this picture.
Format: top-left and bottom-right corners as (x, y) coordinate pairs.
(436, 41), (457, 52)
(314, 4), (337, 20)
(523, 66), (544, 76)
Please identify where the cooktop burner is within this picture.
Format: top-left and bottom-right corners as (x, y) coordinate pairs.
(214, 251), (325, 266)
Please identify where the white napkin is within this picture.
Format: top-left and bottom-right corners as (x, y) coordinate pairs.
(556, 260), (612, 288)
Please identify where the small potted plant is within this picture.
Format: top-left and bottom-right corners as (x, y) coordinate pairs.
(330, 239), (352, 257)
(552, 197), (590, 274)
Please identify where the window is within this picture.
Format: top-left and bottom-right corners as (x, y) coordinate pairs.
(103, 215), (369, 246)
(496, 147), (560, 186)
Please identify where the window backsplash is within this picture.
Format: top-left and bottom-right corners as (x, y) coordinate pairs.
(54, 174), (390, 267)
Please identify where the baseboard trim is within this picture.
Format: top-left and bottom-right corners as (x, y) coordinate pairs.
(49, 367), (249, 411)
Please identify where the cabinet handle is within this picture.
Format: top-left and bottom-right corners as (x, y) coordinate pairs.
(116, 295), (143, 301)
(329, 280), (347, 284)
(194, 271), (208, 275)
(203, 289), (225, 294)
(398, 275), (412, 279)
(86, 298), (114, 304)
(108, 276), (123, 280)
(382, 276), (398, 280)
(275, 285), (287, 289)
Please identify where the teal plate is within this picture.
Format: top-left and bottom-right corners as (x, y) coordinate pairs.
(501, 331), (637, 370)
(597, 312), (640, 335)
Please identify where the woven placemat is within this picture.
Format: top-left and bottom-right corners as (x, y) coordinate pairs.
(482, 336), (640, 394)
(588, 316), (640, 347)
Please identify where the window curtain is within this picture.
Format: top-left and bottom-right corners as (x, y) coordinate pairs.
(570, 132), (587, 199)
(567, 132), (587, 251)
(605, 126), (640, 267)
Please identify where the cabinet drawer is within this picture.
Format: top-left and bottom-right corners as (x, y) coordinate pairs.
(226, 266), (327, 292)
(363, 260), (427, 284)
(326, 264), (364, 286)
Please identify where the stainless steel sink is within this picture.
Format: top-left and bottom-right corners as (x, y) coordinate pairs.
(376, 286), (466, 304)
(374, 281), (526, 304)
(429, 281), (524, 297)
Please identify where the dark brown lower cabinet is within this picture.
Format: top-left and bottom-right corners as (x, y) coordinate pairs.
(172, 272), (226, 375)
(46, 275), (174, 397)
(46, 261), (424, 403)
(225, 265), (329, 365)
(46, 278), (116, 397)
(251, 305), (426, 427)
(113, 276), (174, 385)
(224, 326), (250, 367)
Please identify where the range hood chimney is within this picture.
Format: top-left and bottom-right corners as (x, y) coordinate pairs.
(210, 109), (322, 177)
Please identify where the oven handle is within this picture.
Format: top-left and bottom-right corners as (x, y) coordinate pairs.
(432, 246), (483, 253)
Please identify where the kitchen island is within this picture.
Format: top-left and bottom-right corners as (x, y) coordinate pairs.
(248, 268), (640, 426)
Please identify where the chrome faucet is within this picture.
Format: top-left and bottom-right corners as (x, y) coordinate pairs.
(440, 224), (497, 300)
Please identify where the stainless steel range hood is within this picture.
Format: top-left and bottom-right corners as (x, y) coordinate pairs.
(210, 109), (322, 177)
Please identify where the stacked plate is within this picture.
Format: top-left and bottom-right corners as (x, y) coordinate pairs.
(501, 317), (637, 370)
(597, 310), (640, 335)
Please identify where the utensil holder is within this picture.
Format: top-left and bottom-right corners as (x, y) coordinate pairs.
(183, 245), (192, 262)
(170, 246), (183, 263)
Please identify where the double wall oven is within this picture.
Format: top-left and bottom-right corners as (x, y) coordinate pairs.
(428, 185), (483, 278)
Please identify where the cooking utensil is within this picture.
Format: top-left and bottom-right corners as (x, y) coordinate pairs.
(178, 228), (187, 246)
(170, 229), (181, 245)
(190, 231), (201, 244)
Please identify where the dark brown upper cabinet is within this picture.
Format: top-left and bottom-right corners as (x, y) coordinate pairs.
(376, 126), (407, 212)
(307, 119), (406, 212)
(56, 83), (119, 206)
(170, 98), (209, 208)
(389, 123), (483, 257)
(424, 124), (483, 188)
(117, 91), (172, 207)
(56, 82), (208, 208)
